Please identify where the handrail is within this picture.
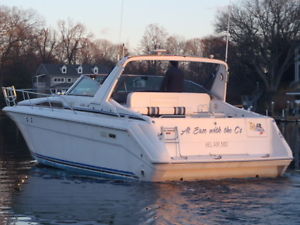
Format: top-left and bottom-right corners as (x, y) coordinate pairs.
(2, 86), (75, 112)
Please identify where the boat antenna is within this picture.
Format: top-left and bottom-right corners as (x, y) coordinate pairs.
(225, 4), (231, 63)
(118, 0), (125, 60)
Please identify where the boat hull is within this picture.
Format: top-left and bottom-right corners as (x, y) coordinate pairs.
(152, 159), (291, 182)
(32, 152), (291, 182)
(3, 106), (154, 180)
(3, 106), (293, 182)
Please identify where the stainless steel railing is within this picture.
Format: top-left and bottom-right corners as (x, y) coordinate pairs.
(2, 86), (74, 111)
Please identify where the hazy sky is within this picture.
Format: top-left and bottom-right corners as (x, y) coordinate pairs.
(1, 0), (232, 49)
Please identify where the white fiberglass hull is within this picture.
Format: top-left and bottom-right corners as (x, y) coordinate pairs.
(3, 105), (293, 182)
(4, 106), (152, 180)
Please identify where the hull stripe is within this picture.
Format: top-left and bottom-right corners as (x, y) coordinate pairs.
(32, 152), (138, 179)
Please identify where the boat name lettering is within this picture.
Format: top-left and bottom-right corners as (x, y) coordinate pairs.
(180, 125), (243, 135)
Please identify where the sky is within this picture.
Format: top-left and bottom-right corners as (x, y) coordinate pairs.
(1, 0), (232, 50)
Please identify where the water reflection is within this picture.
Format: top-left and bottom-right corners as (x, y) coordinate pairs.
(10, 169), (159, 224)
(0, 117), (33, 224)
(153, 176), (300, 225)
(7, 168), (300, 225)
(4, 167), (300, 224)
(0, 116), (300, 224)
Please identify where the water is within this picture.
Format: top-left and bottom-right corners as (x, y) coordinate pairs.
(1, 116), (300, 225)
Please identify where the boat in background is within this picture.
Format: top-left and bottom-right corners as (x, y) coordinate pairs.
(2, 55), (293, 181)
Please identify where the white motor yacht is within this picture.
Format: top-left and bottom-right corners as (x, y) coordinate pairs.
(2, 55), (293, 181)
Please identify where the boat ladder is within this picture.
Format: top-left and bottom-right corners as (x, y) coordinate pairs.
(161, 126), (187, 159)
(2, 86), (17, 106)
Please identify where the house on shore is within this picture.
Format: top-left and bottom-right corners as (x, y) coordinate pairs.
(33, 64), (111, 94)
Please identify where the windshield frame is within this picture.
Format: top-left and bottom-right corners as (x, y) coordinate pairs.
(91, 55), (228, 104)
(66, 74), (107, 97)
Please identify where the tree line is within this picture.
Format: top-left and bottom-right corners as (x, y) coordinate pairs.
(0, 0), (299, 110)
(0, 5), (124, 90)
(216, 0), (300, 110)
(0, 5), (228, 90)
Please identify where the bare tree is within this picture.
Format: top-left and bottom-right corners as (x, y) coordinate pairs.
(0, 6), (41, 63)
(35, 28), (57, 63)
(55, 20), (91, 64)
(140, 24), (168, 54)
(215, 0), (300, 101)
(95, 40), (128, 62)
(138, 24), (169, 74)
(78, 39), (127, 65)
(0, 6), (42, 87)
(183, 38), (202, 56)
(200, 36), (226, 59)
(76, 38), (96, 64)
(94, 39), (113, 60)
(166, 35), (185, 55)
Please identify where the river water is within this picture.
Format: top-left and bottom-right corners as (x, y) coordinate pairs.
(0, 116), (300, 225)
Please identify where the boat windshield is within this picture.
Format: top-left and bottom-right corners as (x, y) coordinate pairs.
(67, 75), (106, 96)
